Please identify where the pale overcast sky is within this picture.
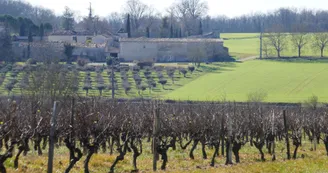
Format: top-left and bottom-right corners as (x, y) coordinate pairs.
(26, 0), (327, 18)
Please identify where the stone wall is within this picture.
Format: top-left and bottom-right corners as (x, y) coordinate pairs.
(119, 38), (227, 62)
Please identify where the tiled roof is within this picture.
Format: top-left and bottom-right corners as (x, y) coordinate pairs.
(119, 38), (223, 43)
(14, 42), (106, 49)
(50, 30), (95, 36)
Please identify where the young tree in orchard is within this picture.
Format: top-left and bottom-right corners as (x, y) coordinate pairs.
(62, 6), (75, 30)
(64, 43), (75, 64)
(291, 24), (309, 57)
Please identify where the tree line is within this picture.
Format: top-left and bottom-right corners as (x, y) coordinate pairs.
(2, 0), (328, 38)
(263, 24), (328, 58)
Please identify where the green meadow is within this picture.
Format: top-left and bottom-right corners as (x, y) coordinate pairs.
(164, 60), (328, 103)
(221, 33), (328, 58)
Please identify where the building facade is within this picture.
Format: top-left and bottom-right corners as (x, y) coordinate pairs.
(119, 38), (228, 62)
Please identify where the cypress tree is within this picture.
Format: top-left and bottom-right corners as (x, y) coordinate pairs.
(146, 27), (150, 38)
(28, 28), (33, 43)
(170, 25), (174, 38)
(179, 28), (182, 38)
(39, 23), (44, 40)
(199, 20), (203, 35)
(127, 14), (131, 38)
(27, 28), (33, 59)
(0, 24), (13, 63)
(175, 28), (179, 38)
(19, 18), (26, 36)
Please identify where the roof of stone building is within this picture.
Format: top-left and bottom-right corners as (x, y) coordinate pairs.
(13, 41), (106, 49)
(119, 38), (223, 43)
(50, 30), (95, 36)
(117, 28), (127, 33)
(0, 23), (4, 32)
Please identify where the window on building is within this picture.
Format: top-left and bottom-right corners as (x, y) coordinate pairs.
(72, 36), (77, 42)
(86, 37), (92, 41)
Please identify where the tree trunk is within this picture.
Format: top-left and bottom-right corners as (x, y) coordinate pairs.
(84, 145), (97, 173)
(130, 139), (142, 172)
(321, 48), (324, 57)
(65, 138), (83, 173)
(298, 47), (301, 57)
(210, 142), (220, 167)
(293, 142), (300, 159)
(254, 141), (265, 161)
(14, 146), (24, 169)
(232, 141), (242, 163)
(201, 140), (207, 159)
(189, 140), (199, 160)
(323, 136), (328, 156)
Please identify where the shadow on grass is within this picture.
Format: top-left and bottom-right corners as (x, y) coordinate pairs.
(198, 62), (237, 73)
(261, 57), (328, 63)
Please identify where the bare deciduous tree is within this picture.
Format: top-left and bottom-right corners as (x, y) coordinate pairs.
(291, 24), (309, 57)
(171, 0), (208, 36)
(266, 25), (288, 58)
(188, 42), (207, 67)
(124, 0), (156, 36)
(312, 32), (328, 57)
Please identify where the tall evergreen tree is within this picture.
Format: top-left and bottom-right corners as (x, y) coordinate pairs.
(39, 23), (44, 40)
(199, 20), (203, 35)
(175, 28), (179, 38)
(179, 28), (182, 38)
(18, 17), (26, 36)
(146, 27), (150, 38)
(170, 25), (174, 38)
(27, 28), (33, 59)
(0, 25), (13, 63)
(126, 14), (131, 38)
(64, 43), (75, 64)
(160, 17), (170, 38)
(28, 28), (33, 43)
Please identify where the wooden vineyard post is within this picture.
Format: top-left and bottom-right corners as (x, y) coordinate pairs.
(47, 101), (58, 173)
(153, 107), (160, 171)
(70, 98), (75, 161)
(272, 110), (276, 161)
(283, 110), (291, 160)
(225, 105), (233, 165)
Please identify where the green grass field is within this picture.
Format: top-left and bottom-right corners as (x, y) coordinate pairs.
(221, 33), (328, 58)
(164, 60), (328, 103)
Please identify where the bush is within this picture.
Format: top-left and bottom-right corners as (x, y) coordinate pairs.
(303, 95), (320, 109)
(136, 61), (154, 69)
(26, 58), (37, 65)
(247, 90), (268, 103)
(77, 58), (89, 67)
(188, 66), (195, 74)
(158, 79), (167, 89)
(106, 57), (113, 66)
(179, 68), (187, 77)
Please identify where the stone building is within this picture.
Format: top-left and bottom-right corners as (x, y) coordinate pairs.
(48, 30), (111, 44)
(119, 38), (228, 62)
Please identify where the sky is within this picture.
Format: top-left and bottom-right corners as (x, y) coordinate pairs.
(25, 0), (328, 18)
